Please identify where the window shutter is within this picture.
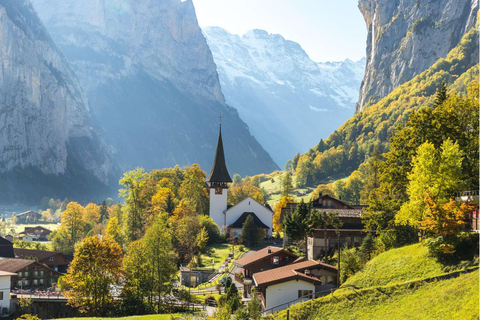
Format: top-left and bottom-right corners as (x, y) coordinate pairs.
(298, 290), (302, 298)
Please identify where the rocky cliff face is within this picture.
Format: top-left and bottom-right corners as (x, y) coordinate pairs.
(0, 0), (114, 202)
(30, 0), (278, 176)
(204, 27), (365, 165)
(356, 0), (478, 113)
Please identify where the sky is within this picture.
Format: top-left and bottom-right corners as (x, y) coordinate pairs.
(191, 0), (367, 62)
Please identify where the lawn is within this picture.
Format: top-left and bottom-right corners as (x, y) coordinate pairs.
(343, 243), (457, 288)
(200, 243), (233, 270)
(55, 314), (191, 320)
(268, 269), (479, 320)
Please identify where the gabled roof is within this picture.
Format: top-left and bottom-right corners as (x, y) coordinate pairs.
(14, 249), (68, 262)
(17, 211), (41, 217)
(24, 226), (52, 233)
(253, 260), (337, 287)
(234, 246), (297, 268)
(0, 258), (62, 275)
(0, 237), (13, 246)
(224, 197), (274, 214)
(207, 126), (232, 183)
(229, 212), (270, 229)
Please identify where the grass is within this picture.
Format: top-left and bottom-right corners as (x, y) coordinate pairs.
(343, 243), (457, 288)
(268, 270), (479, 320)
(55, 314), (191, 320)
(200, 243), (233, 270)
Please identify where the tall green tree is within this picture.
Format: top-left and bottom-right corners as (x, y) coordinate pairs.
(122, 218), (177, 312)
(241, 215), (261, 246)
(178, 164), (208, 214)
(396, 139), (464, 227)
(281, 172), (294, 197)
(119, 168), (148, 242)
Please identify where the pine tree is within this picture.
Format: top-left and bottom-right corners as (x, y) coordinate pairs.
(433, 80), (448, 107)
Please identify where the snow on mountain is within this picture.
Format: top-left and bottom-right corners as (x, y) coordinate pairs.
(203, 27), (365, 165)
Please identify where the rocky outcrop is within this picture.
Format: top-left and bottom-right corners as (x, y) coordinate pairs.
(0, 0), (114, 202)
(356, 0), (478, 113)
(30, 0), (279, 176)
(204, 27), (365, 165)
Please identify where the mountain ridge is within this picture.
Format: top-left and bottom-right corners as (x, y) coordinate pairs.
(203, 26), (365, 166)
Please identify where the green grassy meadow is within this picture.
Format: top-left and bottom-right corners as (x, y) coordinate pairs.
(266, 241), (479, 320)
(54, 314), (189, 320)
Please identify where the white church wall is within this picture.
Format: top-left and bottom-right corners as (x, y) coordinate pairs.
(209, 187), (228, 229)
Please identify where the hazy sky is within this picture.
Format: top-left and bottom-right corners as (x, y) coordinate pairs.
(191, 0), (367, 62)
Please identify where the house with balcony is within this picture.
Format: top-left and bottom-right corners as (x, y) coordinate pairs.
(0, 258), (61, 290)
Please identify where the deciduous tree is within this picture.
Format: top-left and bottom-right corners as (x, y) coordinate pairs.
(62, 235), (123, 315)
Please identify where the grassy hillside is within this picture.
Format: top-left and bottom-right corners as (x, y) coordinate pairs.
(343, 243), (449, 288)
(267, 269), (479, 320)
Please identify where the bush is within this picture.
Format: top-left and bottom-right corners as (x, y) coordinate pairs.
(425, 232), (479, 265)
(16, 315), (41, 320)
(204, 294), (217, 306)
(340, 246), (363, 283)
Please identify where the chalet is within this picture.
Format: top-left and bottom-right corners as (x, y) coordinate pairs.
(0, 258), (61, 290)
(20, 226), (52, 241)
(253, 259), (338, 314)
(16, 211), (41, 224)
(14, 249), (71, 273)
(282, 194), (367, 260)
(207, 126), (273, 237)
(234, 246), (299, 295)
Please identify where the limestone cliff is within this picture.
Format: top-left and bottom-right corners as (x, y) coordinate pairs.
(356, 0), (478, 112)
(31, 0), (279, 176)
(0, 0), (114, 201)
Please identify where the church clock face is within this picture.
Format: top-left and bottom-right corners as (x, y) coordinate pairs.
(215, 188), (223, 195)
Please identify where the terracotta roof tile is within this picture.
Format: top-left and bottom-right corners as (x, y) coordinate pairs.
(234, 247), (286, 267)
(253, 260), (337, 287)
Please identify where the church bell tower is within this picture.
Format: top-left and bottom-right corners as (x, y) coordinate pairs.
(207, 124), (232, 229)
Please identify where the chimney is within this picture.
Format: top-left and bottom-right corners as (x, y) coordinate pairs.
(304, 269), (311, 276)
(267, 248), (271, 254)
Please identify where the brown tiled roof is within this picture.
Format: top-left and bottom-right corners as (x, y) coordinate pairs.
(0, 258), (35, 272)
(14, 249), (58, 261)
(253, 260), (337, 287)
(234, 246), (289, 267)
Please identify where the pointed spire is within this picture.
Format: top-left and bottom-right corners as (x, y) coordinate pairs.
(207, 124), (232, 185)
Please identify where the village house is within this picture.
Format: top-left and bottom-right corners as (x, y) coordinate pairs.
(282, 194), (367, 260)
(14, 249), (71, 273)
(253, 259), (338, 314)
(20, 226), (52, 241)
(15, 211), (41, 224)
(234, 246), (300, 296)
(0, 258), (61, 290)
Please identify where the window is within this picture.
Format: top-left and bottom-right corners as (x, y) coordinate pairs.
(49, 256), (55, 261)
(17, 281), (22, 287)
(33, 279), (38, 286)
(34, 271), (38, 277)
(39, 279), (44, 285)
(215, 188), (223, 195)
(298, 290), (313, 299)
(0, 292), (3, 300)
(272, 256), (279, 265)
(23, 271), (29, 277)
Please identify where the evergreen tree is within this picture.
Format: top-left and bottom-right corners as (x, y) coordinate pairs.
(281, 172), (294, 197)
(360, 232), (376, 262)
(433, 80), (448, 107)
(241, 215), (260, 246)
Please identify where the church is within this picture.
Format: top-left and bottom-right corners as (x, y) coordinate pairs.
(206, 125), (273, 237)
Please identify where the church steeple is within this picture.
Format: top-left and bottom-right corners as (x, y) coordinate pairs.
(207, 124), (232, 187)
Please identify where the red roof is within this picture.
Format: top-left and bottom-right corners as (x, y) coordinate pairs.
(253, 260), (337, 287)
(234, 247), (293, 268)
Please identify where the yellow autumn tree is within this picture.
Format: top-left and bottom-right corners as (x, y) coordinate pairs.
(273, 196), (292, 233)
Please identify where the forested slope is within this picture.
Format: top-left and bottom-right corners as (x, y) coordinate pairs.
(291, 26), (479, 189)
